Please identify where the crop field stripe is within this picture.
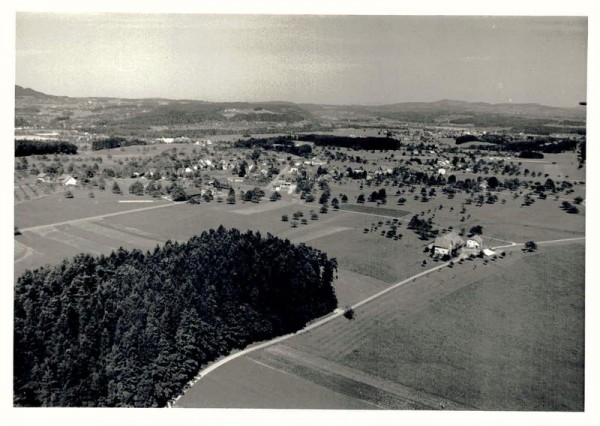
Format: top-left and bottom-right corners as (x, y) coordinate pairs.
(19, 201), (181, 233)
(262, 345), (468, 409)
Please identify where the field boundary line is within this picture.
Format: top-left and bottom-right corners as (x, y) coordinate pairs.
(19, 201), (181, 233)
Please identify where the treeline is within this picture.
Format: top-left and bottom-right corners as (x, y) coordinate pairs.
(15, 140), (77, 157)
(298, 134), (401, 150)
(91, 137), (147, 151)
(14, 227), (338, 407)
(458, 136), (579, 155)
(234, 136), (313, 157)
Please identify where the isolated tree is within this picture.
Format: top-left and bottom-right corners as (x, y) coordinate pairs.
(281, 214), (289, 222)
(129, 181), (144, 196)
(227, 188), (236, 204)
(469, 225), (483, 235)
(331, 197), (340, 210)
(111, 181), (122, 195)
(487, 176), (499, 190)
(343, 306), (355, 320)
(525, 241), (538, 252)
(169, 183), (187, 202)
(357, 194), (365, 204)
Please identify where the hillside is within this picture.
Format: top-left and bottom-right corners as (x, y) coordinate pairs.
(15, 85), (586, 135)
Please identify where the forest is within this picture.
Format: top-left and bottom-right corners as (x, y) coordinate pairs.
(91, 136), (147, 151)
(15, 140), (78, 157)
(234, 136), (313, 157)
(297, 134), (401, 150)
(14, 227), (338, 407)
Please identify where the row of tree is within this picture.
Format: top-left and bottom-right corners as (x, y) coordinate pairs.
(14, 227), (338, 407)
(15, 140), (77, 157)
(234, 137), (313, 158)
(91, 137), (147, 151)
(297, 134), (401, 150)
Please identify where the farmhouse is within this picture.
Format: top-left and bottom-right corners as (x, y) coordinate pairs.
(58, 174), (77, 186)
(466, 235), (484, 249)
(36, 172), (50, 183)
(433, 232), (465, 257)
(483, 248), (496, 257)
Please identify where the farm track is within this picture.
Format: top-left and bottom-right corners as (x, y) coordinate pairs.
(173, 235), (585, 408)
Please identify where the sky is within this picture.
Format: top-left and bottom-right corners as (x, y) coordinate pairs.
(16, 14), (587, 107)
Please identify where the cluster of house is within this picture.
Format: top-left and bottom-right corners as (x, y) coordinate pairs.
(429, 231), (495, 259)
(37, 173), (77, 186)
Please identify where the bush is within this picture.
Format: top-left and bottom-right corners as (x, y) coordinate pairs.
(343, 306), (355, 320)
(129, 181), (145, 196)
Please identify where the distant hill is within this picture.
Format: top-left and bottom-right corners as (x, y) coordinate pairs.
(301, 99), (585, 120)
(15, 85), (55, 99)
(14, 85), (585, 134)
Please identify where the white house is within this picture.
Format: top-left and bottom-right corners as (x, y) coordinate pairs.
(466, 235), (484, 249)
(438, 168), (446, 175)
(59, 174), (77, 186)
(184, 167), (194, 174)
(483, 248), (496, 257)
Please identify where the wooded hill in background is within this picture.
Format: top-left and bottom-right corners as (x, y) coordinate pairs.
(14, 226), (338, 407)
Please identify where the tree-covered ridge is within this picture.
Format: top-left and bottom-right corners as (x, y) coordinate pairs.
(15, 140), (78, 157)
(14, 227), (338, 407)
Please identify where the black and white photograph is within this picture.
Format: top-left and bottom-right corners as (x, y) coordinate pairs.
(5, 1), (598, 425)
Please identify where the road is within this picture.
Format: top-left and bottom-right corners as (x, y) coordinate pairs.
(171, 234), (585, 407)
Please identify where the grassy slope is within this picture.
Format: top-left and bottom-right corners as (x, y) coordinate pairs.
(289, 243), (584, 410)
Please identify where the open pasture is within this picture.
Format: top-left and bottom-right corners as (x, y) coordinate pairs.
(183, 243), (584, 410)
(15, 185), (170, 229)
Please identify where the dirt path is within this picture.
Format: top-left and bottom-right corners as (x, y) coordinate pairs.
(171, 235), (585, 407)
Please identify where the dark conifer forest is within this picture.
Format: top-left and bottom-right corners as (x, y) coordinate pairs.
(14, 227), (338, 407)
(15, 140), (78, 157)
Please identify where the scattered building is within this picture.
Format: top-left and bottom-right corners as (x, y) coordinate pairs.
(482, 248), (496, 257)
(433, 232), (465, 257)
(59, 174), (77, 186)
(37, 172), (50, 183)
(466, 235), (484, 249)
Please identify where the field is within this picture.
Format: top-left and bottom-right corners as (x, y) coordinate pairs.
(13, 137), (586, 410)
(175, 242), (584, 410)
